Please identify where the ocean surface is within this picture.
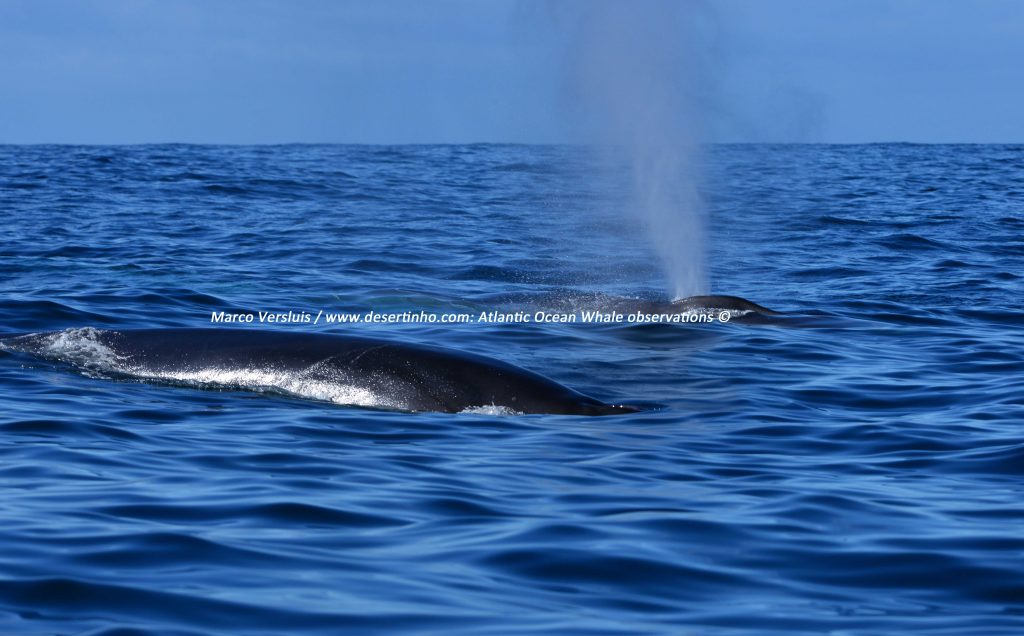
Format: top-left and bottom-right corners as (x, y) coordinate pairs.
(1, 143), (1022, 635)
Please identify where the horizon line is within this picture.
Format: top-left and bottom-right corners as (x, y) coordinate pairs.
(2, 140), (1021, 147)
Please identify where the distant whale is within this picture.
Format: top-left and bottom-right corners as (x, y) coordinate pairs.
(658, 295), (781, 316)
(0, 328), (639, 416)
(477, 291), (782, 320)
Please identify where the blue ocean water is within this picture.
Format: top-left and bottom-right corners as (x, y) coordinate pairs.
(1, 143), (1023, 635)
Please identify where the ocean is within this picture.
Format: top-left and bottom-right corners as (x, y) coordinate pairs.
(1, 143), (1022, 634)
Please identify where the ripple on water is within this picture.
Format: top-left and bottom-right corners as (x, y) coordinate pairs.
(0, 144), (1023, 634)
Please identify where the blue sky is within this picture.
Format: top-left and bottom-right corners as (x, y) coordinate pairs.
(0, 0), (1020, 144)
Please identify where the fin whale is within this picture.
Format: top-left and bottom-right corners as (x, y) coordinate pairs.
(478, 292), (781, 319)
(667, 295), (781, 316)
(0, 328), (638, 416)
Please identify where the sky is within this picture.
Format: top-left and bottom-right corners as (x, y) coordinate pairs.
(0, 0), (1021, 144)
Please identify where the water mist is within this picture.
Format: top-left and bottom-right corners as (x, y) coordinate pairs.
(556, 0), (713, 299)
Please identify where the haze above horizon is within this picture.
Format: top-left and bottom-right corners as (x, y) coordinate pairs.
(1, 0), (1020, 144)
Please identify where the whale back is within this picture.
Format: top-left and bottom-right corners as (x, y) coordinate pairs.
(1, 328), (636, 416)
(669, 295), (781, 316)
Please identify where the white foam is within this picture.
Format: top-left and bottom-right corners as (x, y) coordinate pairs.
(459, 405), (523, 416)
(29, 327), (125, 372)
(139, 366), (393, 410)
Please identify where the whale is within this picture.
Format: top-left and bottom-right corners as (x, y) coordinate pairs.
(660, 295), (781, 316)
(477, 291), (782, 319)
(0, 328), (639, 416)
